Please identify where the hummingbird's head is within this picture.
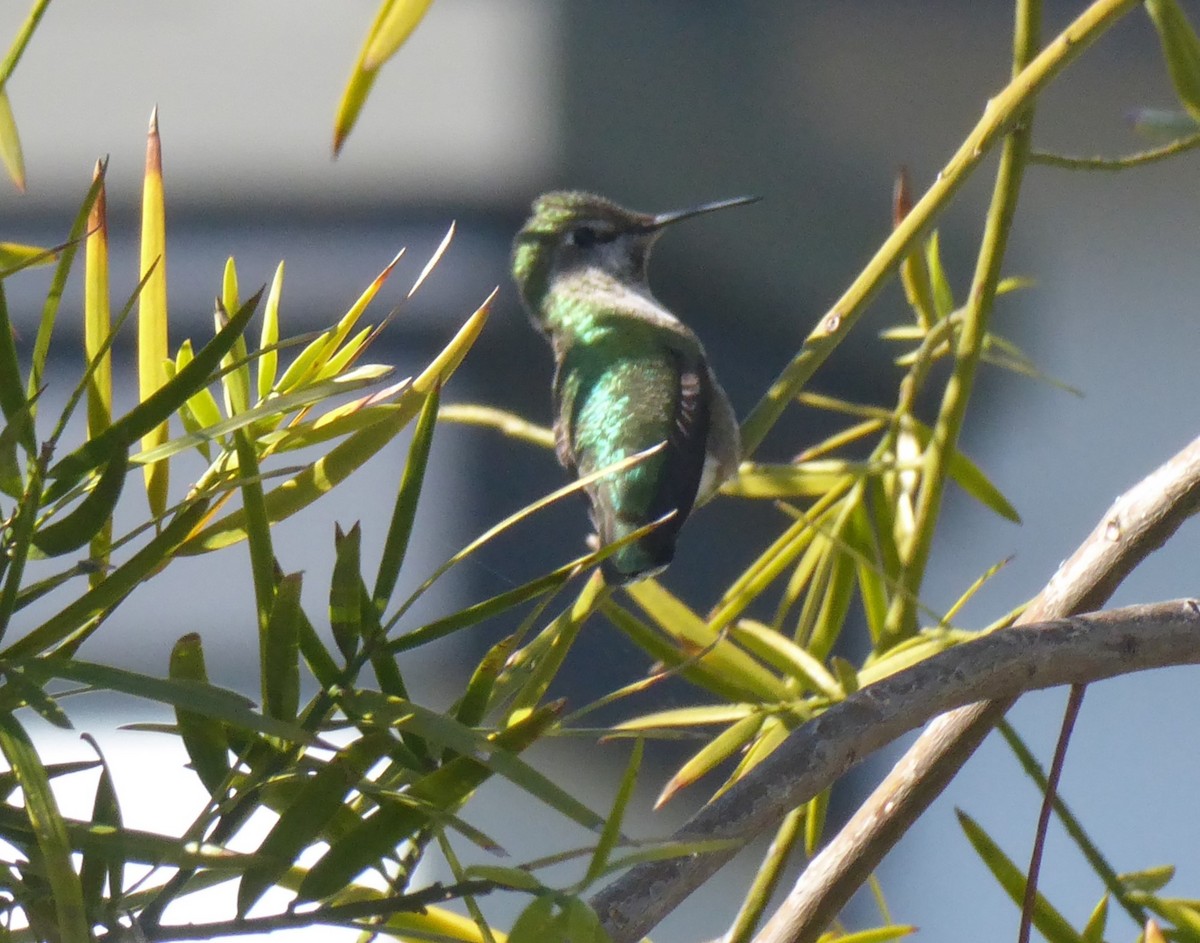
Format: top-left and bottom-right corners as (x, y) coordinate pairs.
(511, 191), (760, 315)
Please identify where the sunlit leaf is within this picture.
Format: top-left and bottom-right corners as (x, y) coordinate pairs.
(0, 88), (25, 191)
(139, 106), (171, 517)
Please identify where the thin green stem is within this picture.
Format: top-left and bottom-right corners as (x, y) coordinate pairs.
(739, 0), (1141, 458)
(881, 0), (1042, 645)
(1030, 130), (1200, 170)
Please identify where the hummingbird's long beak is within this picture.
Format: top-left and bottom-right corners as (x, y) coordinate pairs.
(647, 195), (761, 230)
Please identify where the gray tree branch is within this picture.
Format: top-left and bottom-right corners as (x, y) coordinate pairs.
(589, 433), (1200, 943)
(753, 432), (1200, 943)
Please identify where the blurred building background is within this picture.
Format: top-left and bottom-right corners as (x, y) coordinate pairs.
(4, 2), (1200, 940)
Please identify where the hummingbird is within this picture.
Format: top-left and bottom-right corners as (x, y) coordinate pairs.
(512, 190), (758, 584)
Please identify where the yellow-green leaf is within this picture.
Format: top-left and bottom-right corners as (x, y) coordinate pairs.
(169, 633), (231, 795)
(0, 88), (25, 191)
(138, 106), (170, 516)
(1147, 0), (1200, 121)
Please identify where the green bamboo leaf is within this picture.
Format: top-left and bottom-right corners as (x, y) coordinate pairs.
(316, 250), (404, 377)
(614, 704), (755, 730)
(31, 448), (128, 557)
(258, 379), (411, 453)
(562, 898), (607, 943)
(0, 0), (52, 86)
(454, 633), (518, 729)
(507, 895), (557, 943)
(346, 691), (603, 830)
(0, 665), (70, 729)
(0, 714), (89, 943)
(0, 282), (33, 457)
(45, 290), (263, 502)
(257, 261), (284, 400)
(373, 383), (439, 612)
(20, 657), (316, 745)
(1, 457), (48, 641)
(1134, 897), (1200, 942)
(1120, 865), (1176, 893)
(726, 806), (804, 943)
(804, 787), (829, 855)
(722, 461), (854, 499)
(217, 276), (252, 419)
(906, 420), (1020, 524)
(169, 633), (231, 795)
(624, 580), (787, 702)
(0, 800), (251, 870)
(585, 738), (642, 884)
(859, 630), (967, 686)
(707, 485), (850, 635)
(182, 292), (491, 553)
(274, 329), (335, 396)
(805, 546), (856, 661)
(505, 575), (610, 720)
(601, 837), (743, 876)
(363, 0), (435, 69)
(263, 573), (302, 722)
(77, 734), (123, 919)
(1081, 894), (1109, 943)
(134, 366), (391, 466)
(723, 713), (790, 791)
(0, 240), (58, 276)
(729, 620), (842, 699)
(297, 702), (561, 901)
(656, 713), (763, 808)
(925, 230), (955, 320)
(0, 88), (25, 191)
(233, 425), (276, 648)
(793, 417), (888, 464)
(333, 0), (432, 155)
(600, 601), (762, 705)
(26, 171), (105, 415)
(330, 522), (364, 660)
(956, 809), (1082, 943)
(463, 865), (542, 892)
(173, 339), (222, 437)
(1147, 0), (1200, 121)
(845, 501), (889, 643)
(138, 108), (171, 517)
(237, 731), (394, 915)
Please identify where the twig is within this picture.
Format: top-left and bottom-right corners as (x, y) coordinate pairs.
(1017, 684), (1083, 943)
(589, 597), (1200, 942)
(1029, 132), (1200, 170)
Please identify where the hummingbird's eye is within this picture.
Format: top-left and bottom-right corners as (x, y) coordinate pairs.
(568, 226), (598, 248)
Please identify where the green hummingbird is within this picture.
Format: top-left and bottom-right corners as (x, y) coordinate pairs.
(512, 190), (758, 584)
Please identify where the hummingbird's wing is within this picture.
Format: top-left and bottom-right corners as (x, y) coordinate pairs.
(558, 341), (714, 583)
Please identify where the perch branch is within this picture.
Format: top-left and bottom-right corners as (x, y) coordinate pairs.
(751, 431), (1200, 943)
(589, 599), (1200, 942)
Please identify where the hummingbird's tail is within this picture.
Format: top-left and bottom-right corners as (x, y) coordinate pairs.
(595, 510), (681, 585)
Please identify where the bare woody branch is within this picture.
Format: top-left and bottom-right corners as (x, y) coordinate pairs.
(591, 600), (1200, 940)
(591, 433), (1200, 943)
(753, 432), (1200, 943)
